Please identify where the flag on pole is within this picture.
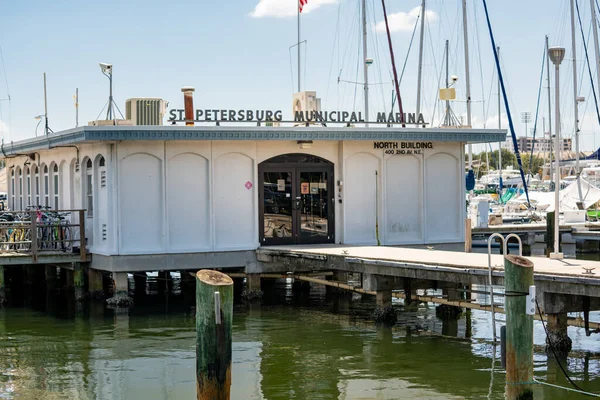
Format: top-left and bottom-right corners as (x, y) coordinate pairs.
(299, 0), (307, 13)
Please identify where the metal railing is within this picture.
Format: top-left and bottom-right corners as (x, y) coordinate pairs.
(0, 209), (87, 262)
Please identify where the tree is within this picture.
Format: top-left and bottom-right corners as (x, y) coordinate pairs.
(487, 149), (517, 171)
(520, 153), (545, 176)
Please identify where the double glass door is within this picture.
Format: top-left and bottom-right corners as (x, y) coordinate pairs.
(260, 167), (334, 245)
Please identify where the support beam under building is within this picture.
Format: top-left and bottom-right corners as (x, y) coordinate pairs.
(0, 266), (5, 305)
(106, 272), (133, 308)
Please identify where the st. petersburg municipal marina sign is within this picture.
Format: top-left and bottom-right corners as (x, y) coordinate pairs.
(168, 108), (426, 125)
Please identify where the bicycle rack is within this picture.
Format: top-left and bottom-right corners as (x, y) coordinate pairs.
(487, 233), (523, 343)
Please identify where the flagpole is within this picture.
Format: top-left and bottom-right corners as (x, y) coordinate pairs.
(298, 1), (301, 92)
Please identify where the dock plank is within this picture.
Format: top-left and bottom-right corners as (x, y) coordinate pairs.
(260, 244), (600, 283)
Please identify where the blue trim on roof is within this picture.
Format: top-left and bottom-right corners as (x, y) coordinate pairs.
(1, 125), (506, 156)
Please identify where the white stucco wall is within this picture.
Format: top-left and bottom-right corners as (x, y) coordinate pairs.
(5, 139), (465, 256)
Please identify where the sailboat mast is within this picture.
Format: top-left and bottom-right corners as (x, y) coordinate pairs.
(444, 39), (450, 126)
(380, 0), (405, 122)
(542, 117), (546, 176)
(546, 35), (553, 183)
(298, 4), (301, 92)
(497, 46), (502, 190)
(462, 0), (473, 168)
(570, 0), (583, 200)
(75, 87), (79, 128)
(362, 0), (369, 126)
(416, 0), (426, 121)
(591, 0), (600, 152)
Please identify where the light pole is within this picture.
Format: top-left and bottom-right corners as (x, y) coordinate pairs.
(548, 46), (565, 260)
(521, 112), (531, 138)
(99, 62), (114, 122)
(34, 115), (44, 137)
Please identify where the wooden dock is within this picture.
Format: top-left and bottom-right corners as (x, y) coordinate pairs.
(261, 244), (598, 280)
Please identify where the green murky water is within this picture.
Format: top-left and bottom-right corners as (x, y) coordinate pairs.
(0, 275), (599, 400)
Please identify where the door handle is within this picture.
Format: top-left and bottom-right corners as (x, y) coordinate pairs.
(294, 199), (301, 210)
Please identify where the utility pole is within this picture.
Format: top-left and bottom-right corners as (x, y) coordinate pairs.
(416, 0), (426, 123)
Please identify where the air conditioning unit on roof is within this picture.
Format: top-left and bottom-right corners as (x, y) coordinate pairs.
(125, 98), (167, 126)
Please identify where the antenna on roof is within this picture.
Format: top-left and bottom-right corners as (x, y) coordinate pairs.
(73, 88), (79, 128)
(43, 73), (54, 135)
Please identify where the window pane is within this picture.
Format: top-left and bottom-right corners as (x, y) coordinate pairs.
(54, 175), (58, 193)
(88, 195), (93, 215)
(87, 174), (92, 195)
(44, 176), (49, 193)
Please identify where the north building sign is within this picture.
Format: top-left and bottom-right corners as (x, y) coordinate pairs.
(373, 141), (433, 155)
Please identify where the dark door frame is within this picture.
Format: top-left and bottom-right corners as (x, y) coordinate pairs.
(258, 154), (335, 246)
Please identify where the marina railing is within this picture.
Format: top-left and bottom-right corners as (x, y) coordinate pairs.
(0, 209), (87, 262)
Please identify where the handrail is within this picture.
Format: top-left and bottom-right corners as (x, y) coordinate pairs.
(487, 233), (504, 343)
(0, 208), (88, 262)
(487, 232), (523, 343)
(0, 209), (85, 213)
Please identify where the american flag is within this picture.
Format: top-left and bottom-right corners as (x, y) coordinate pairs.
(299, 0), (307, 13)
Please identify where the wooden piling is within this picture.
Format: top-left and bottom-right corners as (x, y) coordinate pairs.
(196, 270), (233, 400)
(73, 263), (85, 301)
(504, 255), (534, 400)
(464, 218), (472, 253)
(545, 211), (562, 256)
(0, 265), (5, 305)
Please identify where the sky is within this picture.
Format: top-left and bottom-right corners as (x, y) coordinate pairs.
(0, 0), (599, 154)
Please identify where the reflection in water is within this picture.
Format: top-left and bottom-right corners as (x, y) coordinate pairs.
(0, 278), (598, 399)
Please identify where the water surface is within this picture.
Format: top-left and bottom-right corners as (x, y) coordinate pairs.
(0, 278), (599, 399)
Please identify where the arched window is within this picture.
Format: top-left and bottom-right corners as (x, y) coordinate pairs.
(33, 165), (40, 206)
(10, 168), (14, 209)
(53, 164), (59, 209)
(25, 166), (31, 206)
(86, 159), (93, 216)
(17, 167), (23, 210)
(99, 156), (106, 188)
(43, 165), (49, 207)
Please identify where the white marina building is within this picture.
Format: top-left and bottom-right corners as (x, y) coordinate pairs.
(2, 91), (504, 275)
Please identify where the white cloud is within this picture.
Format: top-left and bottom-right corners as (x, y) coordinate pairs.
(250, 0), (337, 18)
(375, 6), (438, 33)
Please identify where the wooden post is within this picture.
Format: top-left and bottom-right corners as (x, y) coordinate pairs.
(29, 211), (37, 263)
(196, 270), (233, 400)
(504, 255), (534, 400)
(73, 263), (85, 301)
(545, 313), (572, 353)
(464, 218), (472, 253)
(0, 265), (5, 304)
(545, 211), (555, 257)
(79, 210), (87, 262)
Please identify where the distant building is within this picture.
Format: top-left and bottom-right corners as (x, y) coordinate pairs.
(505, 136), (571, 153)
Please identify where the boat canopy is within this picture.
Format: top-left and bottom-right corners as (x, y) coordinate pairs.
(511, 178), (600, 212)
